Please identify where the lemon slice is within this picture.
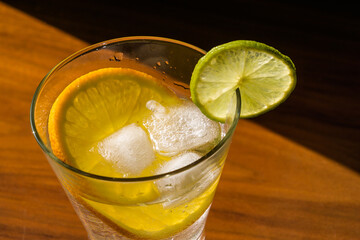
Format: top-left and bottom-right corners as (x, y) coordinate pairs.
(48, 67), (178, 175)
(190, 40), (296, 121)
(48, 67), (219, 238)
(48, 67), (178, 205)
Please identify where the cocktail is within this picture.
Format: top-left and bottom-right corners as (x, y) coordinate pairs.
(31, 37), (240, 239)
(31, 37), (295, 239)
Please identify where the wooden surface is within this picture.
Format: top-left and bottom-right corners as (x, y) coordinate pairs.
(0, 1), (359, 239)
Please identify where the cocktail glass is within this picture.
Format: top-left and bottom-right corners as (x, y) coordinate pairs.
(30, 36), (241, 240)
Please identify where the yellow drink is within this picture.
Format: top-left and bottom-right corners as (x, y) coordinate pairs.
(31, 37), (240, 240)
(48, 67), (224, 239)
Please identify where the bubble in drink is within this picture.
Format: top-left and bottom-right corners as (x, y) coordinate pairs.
(97, 123), (155, 176)
(144, 100), (221, 156)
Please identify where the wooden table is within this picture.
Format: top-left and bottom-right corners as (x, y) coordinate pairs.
(0, 2), (359, 239)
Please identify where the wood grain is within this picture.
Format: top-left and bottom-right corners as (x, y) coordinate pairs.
(0, 3), (87, 239)
(208, 121), (360, 240)
(0, 1), (359, 240)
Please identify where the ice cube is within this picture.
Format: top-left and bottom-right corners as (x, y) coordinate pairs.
(144, 100), (221, 156)
(156, 151), (202, 175)
(155, 152), (202, 193)
(97, 123), (155, 176)
(146, 100), (166, 115)
(155, 151), (222, 208)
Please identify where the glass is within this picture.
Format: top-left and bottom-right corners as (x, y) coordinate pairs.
(30, 36), (241, 240)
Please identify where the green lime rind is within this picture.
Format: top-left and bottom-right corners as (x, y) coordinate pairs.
(190, 40), (296, 122)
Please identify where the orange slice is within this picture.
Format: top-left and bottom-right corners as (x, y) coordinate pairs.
(48, 67), (217, 239)
(48, 67), (178, 176)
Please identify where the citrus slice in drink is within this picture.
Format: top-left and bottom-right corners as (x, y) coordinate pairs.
(48, 67), (179, 204)
(48, 67), (215, 238)
(48, 67), (178, 175)
(190, 40), (296, 121)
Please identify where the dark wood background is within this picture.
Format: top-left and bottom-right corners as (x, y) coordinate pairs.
(0, 1), (359, 239)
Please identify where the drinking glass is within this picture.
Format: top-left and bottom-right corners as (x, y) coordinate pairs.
(30, 36), (240, 240)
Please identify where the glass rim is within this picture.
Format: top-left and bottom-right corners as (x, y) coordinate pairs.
(30, 36), (241, 182)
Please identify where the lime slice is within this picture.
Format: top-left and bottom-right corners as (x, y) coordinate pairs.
(190, 40), (296, 121)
